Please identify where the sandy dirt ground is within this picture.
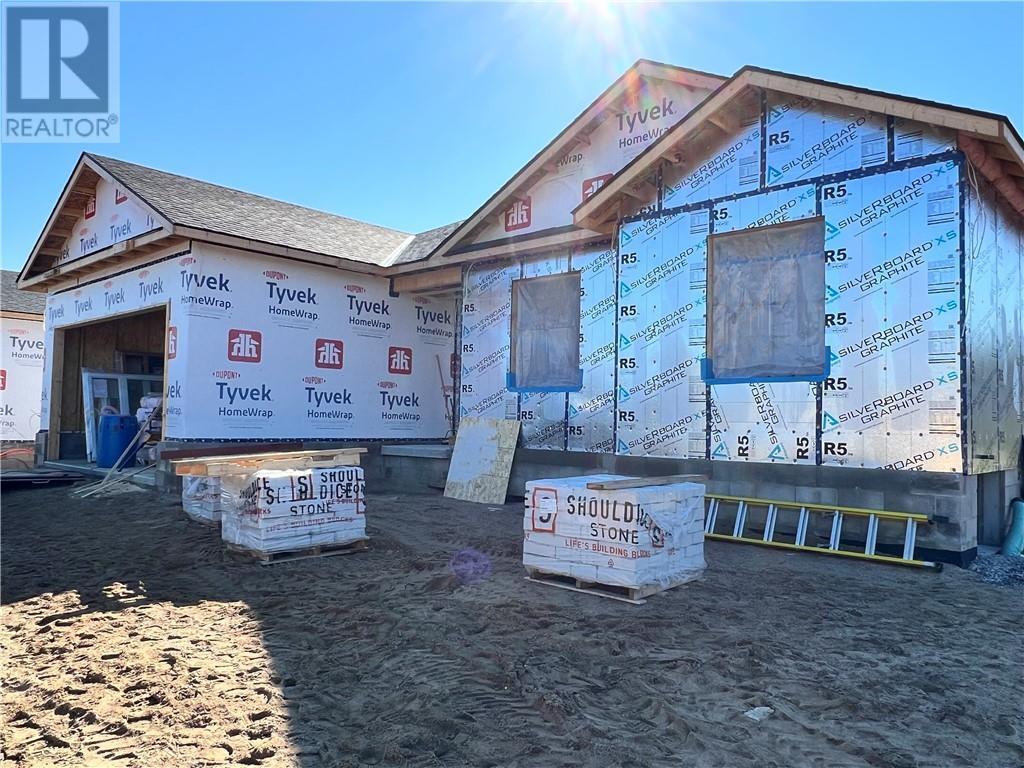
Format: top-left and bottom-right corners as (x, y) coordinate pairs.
(1, 483), (1022, 768)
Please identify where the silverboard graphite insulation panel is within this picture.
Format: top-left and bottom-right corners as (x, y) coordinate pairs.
(456, 94), (1023, 474)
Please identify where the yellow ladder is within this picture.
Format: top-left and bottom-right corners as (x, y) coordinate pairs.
(704, 494), (939, 570)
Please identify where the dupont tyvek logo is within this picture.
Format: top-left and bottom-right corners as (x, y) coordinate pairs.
(4, 3), (120, 143)
(114, 186), (127, 204)
(347, 294), (391, 334)
(227, 329), (261, 363)
(266, 274), (318, 323)
(0, 369), (5, 390)
(387, 346), (412, 375)
(304, 381), (353, 420)
(504, 197), (531, 232)
(314, 338), (344, 369)
(139, 273), (164, 302)
(166, 327), (177, 359)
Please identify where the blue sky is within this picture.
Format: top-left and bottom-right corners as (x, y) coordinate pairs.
(2, 1), (1022, 271)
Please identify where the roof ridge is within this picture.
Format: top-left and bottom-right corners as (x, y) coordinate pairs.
(85, 153), (413, 237)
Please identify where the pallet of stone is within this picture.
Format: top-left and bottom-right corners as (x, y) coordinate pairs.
(171, 447), (365, 477)
(219, 465), (368, 562)
(523, 474), (706, 601)
(181, 475), (221, 525)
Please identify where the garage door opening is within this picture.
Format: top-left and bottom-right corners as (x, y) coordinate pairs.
(48, 306), (168, 466)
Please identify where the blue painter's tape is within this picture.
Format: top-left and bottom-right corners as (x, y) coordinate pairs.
(506, 370), (584, 393)
(701, 348), (831, 385)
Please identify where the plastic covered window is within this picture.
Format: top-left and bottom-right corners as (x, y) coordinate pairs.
(706, 217), (826, 382)
(508, 272), (583, 392)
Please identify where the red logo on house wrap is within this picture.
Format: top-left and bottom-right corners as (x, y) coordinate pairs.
(0, 369), (6, 391)
(167, 327), (177, 359)
(531, 487), (558, 532)
(84, 198), (96, 219)
(227, 329), (262, 363)
(115, 187), (128, 205)
(344, 284), (364, 293)
(263, 270), (288, 280)
(582, 174), (614, 202)
(314, 338), (344, 369)
(303, 375), (325, 385)
(504, 197), (531, 232)
(378, 380), (396, 390)
(387, 346), (412, 374)
(213, 370), (240, 380)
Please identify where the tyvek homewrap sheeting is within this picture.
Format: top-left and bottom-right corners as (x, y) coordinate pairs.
(175, 244), (454, 439)
(965, 177), (1024, 474)
(473, 78), (712, 243)
(40, 243), (454, 440)
(820, 160), (962, 471)
(55, 175), (162, 267)
(708, 218), (825, 380)
(0, 316), (45, 441)
(39, 247), (188, 433)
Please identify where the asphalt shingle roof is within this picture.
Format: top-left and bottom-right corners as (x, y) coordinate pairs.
(86, 154), (413, 267)
(2, 270), (46, 314)
(391, 221), (464, 266)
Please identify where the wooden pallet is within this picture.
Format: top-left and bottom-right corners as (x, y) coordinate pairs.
(172, 448), (366, 477)
(524, 567), (697, 605)
(226, 538), (369, 566)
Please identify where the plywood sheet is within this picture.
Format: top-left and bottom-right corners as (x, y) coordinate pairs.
(444, 417), (520, 504)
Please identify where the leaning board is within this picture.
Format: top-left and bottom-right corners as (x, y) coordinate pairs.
(444, 418), (520, 505)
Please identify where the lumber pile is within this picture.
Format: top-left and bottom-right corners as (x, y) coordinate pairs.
(523, 474), (706, 593)
(220, 466), (367, 556)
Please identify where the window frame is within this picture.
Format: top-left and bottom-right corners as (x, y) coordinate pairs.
(506, 271), (584, 393)
(701, 215), (831, 385)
